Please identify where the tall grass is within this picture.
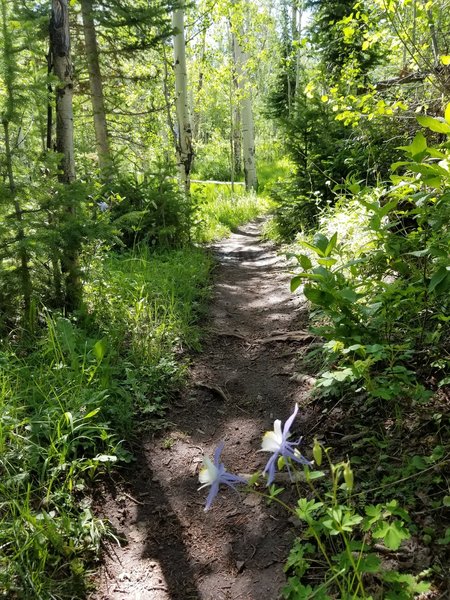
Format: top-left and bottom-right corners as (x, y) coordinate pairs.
(192, 183), (271, 243)
(0, 322), (119, 598)
(0, 177), (265, 597)
(0, 245), (212, 598)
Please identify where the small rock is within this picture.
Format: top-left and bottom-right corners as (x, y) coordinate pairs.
(243, 495), (261, 507)
(236, 560), (245, 573)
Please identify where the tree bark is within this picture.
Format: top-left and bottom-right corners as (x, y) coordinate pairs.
(173, 5), (193, 197)
(51, 0), (75, 184)
(230, 30), (242, 177)
(50, 0), (82, 311)
(81, 0), (112, 177)
(232, 30), (257, 192)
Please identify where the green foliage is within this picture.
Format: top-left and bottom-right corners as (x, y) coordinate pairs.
(266, 78), (409, 235)
(280, 447), (429, 599)
(0, 242), (212, 596)
(192, 135), (234, 181)
(0, 323), (121, 597)
(290, 113), (450, 401)
(106, 163), (191, 249)
(306, 0), (384, 82)
(192, 183), (270, 243)
(84, 244), (212, 418)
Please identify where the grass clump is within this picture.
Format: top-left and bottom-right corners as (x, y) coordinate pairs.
(85, 245), (212, 427)
(192, 183), (271, 243)
(0, 323), (122, 598)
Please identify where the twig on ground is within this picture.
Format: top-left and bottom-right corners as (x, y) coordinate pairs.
(195, 381), (231, 402)
(255, 331), (316, 344)
(210, 329), (248, 340)
(123, 492), (149, 506)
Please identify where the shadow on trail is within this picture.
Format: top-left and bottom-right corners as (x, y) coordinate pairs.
(133, 455), (201, 600)
(94, 221), (311, 600)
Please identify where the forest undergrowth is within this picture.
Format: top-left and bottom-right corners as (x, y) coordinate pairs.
(0, 187), (269, 598)
(258, 115), (450, 599)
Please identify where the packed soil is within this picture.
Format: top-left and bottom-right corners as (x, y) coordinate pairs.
(91, 219), (318, 600)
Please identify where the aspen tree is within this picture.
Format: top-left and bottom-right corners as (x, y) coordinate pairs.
(173, 4), (194, 197)
(50, 0), (82, 310)
(231, 16), (257, 192)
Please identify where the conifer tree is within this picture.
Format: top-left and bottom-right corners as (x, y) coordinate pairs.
(0, 0), (33, 323)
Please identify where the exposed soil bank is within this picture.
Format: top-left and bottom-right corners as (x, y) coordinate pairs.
(92, 220), (313, 600)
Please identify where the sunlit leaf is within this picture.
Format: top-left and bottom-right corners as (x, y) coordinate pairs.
(417, 115), (450, 134)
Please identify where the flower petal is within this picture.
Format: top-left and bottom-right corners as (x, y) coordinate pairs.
(214, 442), (225, 466)
(261, 430), (282, 452)
(263, 453), (278, 486)
(283, 403), (299, 439)
(204, 480), (220, 511)
(199, 456), (218, 485)
(273, 419), (283, 442)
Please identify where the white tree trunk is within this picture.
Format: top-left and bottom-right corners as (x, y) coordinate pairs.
(81, 0), (112, 177)
(173, 6), (193, 196)
(50, 0), (82, 311)
(232, 32), (257, 192)
(294, 1), (303, 100)
(51, 0), (75, 184)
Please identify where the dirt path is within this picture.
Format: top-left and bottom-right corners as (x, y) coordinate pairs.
(93, 220), (313, 600)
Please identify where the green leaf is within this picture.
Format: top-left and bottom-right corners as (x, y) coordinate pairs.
(417, 115), (450, 134)
(317, 257), (337, 267)
(397, 132), (427, 157)
(307, 470), (326, 480)
(84, 408), (101, 420)
(298, 240), (325, 257)
(429, 266), (449, 293)
(303, 286), (334, 306)
(382, 571), (430, 593)
(324, 232), (338, 257)
(93, 339), (107, 363)
(445, 102), (450, 124)
(291, 276), (303, 292)
(298, 254), (313, 270)
(313, 233), (330, 255)
(358, 554), (381, 573)
(247, 472), (260, 486)
(407, 248), (430, 257)
(372, 520), (410, 550)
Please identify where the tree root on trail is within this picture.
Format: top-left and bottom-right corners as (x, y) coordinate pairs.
(211, 329), (318, 344)
(255, 331), (316, 344)
(210, 329), (248, 340)
(194, 381), (230, 402)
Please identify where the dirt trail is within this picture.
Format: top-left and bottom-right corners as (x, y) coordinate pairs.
(93, 220), (313, 600)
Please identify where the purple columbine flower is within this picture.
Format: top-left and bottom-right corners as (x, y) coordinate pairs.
(97, 201), (109, 212)
(198, 443), (247, 511)
(261, 403), (313, 486)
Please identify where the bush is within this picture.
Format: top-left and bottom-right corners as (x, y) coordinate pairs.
(191, 134), (233, 182)
(105, 162), (190, 249)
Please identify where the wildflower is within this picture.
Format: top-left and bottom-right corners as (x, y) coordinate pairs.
(261, 403), (313, 485)
(97, 201), (109, 212)
(198, 443), (247, 511)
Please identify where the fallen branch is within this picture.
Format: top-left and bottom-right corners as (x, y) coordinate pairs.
(256, 331), (316, 344)
(195, 381), (230, 403)
(210, 329), (248, 340)
(191, 179), (245, 185)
